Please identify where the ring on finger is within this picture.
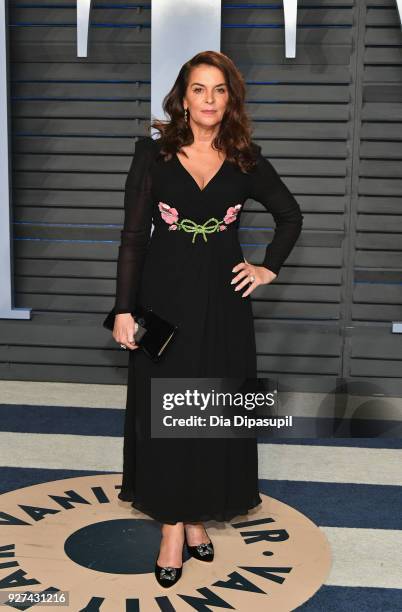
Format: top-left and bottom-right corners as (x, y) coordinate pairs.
(248, 275), (255, 283)
(120, 344), (127, 349)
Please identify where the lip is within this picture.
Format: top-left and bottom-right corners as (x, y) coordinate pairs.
(201, 110), (216, 113)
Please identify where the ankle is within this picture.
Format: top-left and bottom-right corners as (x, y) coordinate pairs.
(184, 522), (205, 532)
(161, 522), (184, 538)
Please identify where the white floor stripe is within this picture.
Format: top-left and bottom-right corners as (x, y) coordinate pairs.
(323, 526), (402, 589)
(0, 381), (126, 409)
(1, 433), (402, 487)
(0, 432), (123, 471)
(258, 444), (402, 486)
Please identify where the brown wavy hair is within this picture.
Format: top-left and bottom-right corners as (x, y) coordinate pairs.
(148, 50), (259, 173)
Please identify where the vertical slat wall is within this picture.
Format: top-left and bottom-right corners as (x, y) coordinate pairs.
(2, 0), (152, 383)
(222, 0), (354, 393)
(347, 0), (402, 395)
(0, 0), (401, 394)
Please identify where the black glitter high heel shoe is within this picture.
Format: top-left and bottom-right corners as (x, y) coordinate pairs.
(185, 525), (214, 562)
(154, 542), (184, 588)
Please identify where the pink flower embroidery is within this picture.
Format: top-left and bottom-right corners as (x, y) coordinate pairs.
(223, 204), (242, 225)
(158, 202), (179, 225)
(157, 201), (243, 243)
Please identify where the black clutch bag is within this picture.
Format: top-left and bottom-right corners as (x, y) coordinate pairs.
(102, 304), (178, 362)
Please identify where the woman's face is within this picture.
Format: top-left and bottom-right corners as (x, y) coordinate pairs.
(182, 64), (229, 130)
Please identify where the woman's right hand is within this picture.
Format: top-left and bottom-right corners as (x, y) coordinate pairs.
(112, 313), (139, 350)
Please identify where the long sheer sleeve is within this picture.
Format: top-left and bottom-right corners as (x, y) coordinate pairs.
(248, 144), (303, 277)
(113, 137), (154, 314)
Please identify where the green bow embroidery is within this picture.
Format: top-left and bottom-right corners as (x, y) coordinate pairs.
(176, 217), (222, 243)
(159, 201), (243, 243)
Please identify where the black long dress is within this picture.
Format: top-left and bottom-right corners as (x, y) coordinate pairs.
(114, 136), (303, 525)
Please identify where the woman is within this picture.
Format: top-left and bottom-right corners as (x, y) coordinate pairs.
(111, 50), (303, 588)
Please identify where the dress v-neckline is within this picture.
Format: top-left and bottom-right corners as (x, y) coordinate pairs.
(175, 153), (227, 193)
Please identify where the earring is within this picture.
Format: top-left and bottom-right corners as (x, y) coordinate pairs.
(184, 108), (188, 122)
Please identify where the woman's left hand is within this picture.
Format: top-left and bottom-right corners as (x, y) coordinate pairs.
(231, 258), (277, 298)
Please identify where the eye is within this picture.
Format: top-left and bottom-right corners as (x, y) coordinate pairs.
(217, 87), (226, 93)
(193, 87), (202, 93)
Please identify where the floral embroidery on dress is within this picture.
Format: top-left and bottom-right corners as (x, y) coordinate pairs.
(158, 202), (242, 243)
